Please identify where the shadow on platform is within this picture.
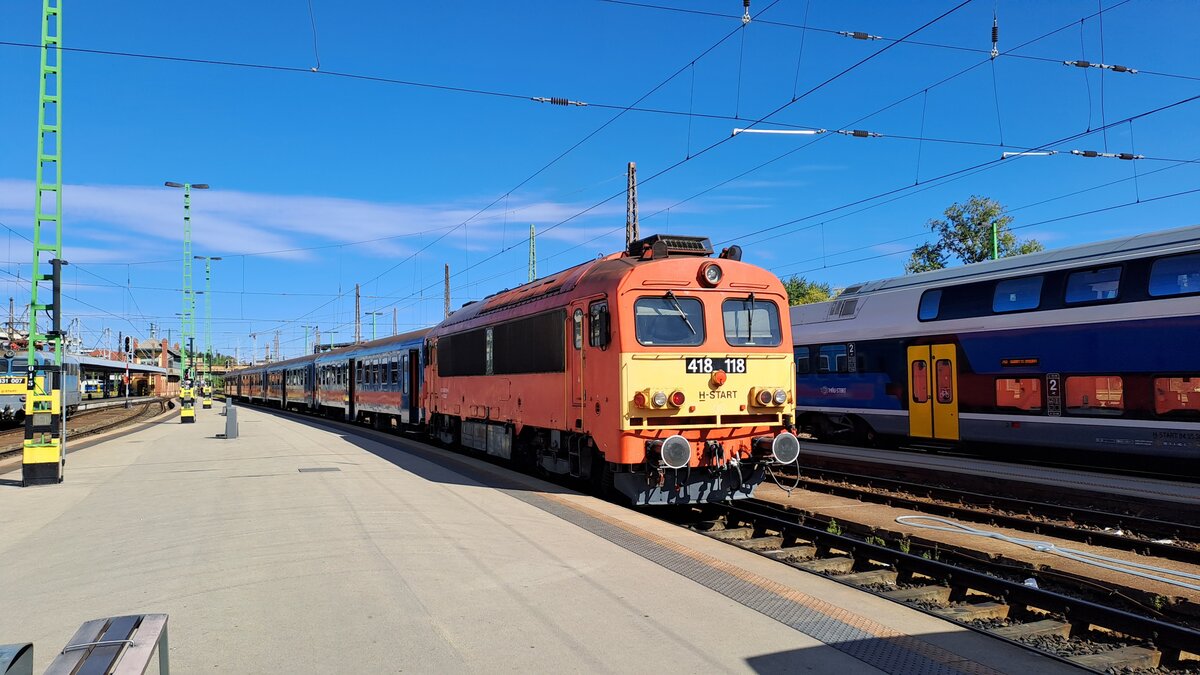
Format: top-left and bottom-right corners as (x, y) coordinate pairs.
(744, 632), (1047, 675)
(255, 407), (578, 497)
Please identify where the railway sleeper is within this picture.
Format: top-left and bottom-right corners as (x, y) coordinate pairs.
(934, 601), (1011, 622)
(1068, 645), (1161, 671)
(838, 569), (898, 586)
(883, 585), (952, 604)
(991, 619), (1071, 640)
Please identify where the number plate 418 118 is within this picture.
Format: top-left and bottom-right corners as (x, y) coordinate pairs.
(685, 357), (746, 374)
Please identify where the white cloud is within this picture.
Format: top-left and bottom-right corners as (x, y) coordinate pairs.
(0, 180), (747, 264)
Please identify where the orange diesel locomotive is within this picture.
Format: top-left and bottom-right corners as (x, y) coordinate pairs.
(424, 234), (799, 505)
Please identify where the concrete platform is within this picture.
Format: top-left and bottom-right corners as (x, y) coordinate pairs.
(0, 406), (1084, 674)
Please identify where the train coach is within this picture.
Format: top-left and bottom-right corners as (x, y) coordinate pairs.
(791, 224), (1200, 463)
(231, 329), (426, 428)
(424, 234), (801, 505)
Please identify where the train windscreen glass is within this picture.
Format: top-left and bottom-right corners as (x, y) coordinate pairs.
(722, 298), (781, 347)
(634, 296), (705, 346)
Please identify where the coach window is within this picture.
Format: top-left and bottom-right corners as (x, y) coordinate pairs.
(917, 289), (942, 321)
(1149, 253), (1200, 297)
(1154, 377), (1200, 416)
(573, 309), (583, 350)
(818, 344), (847, 373)
(1066, 267), (1121, 303)
(634, 295), (705, 346)
(1065, 375), (1124, 415)
(796, 347), (811, 375)
(995, 378), (1042, 411)
(993, 275), (1043, 313)
(722, 297), (782, 347)
(392, 360), (400, 385)
(911, 361), (929, 403)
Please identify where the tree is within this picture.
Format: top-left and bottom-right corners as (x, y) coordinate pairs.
(905, 196), (1043, 274)
(783, 275), (833, 306)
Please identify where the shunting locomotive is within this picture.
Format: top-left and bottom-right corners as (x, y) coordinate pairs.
(424, 234), (799, 505)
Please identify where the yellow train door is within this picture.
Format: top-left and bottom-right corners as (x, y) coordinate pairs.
(906, 344), (959, 441)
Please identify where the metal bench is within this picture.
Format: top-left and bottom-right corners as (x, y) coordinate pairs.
(44, 614), (169, 675)
(0, 643), (33, 675)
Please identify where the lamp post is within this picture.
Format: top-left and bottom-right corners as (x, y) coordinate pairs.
(365, 312), (383, 341)
(165, 181), (209, 389)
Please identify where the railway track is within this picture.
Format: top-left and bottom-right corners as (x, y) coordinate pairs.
(687, 499), (1200, 673)
(0, 400), (166, 464)
(781, 466), (1200, 565)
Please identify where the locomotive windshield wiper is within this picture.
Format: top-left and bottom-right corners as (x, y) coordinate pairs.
(664, 291), (696, 335)
(747, 293), (755, 345)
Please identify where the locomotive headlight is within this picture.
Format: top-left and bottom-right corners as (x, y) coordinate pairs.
(755, 388), (773, 406)
(771, 432), (801, 464)
(633, 391), (648, 408)
(661, 434), (692, 469)
(773, 388), (788, 405)
(698, 262), (723, 287)
(652, 391), (668, 407)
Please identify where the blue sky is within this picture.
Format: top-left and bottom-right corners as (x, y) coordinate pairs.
(0, 0), (1197, 361)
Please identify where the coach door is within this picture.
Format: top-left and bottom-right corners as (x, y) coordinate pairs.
(407, 349), (421, 423)
(906, 344), (959, 441)
(348, 358), (357, 422)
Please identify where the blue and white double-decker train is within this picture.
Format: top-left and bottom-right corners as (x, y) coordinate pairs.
(791, 224), (1200, 467)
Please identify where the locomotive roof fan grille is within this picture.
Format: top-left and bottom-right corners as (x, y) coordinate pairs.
(629, 234), (714, 259)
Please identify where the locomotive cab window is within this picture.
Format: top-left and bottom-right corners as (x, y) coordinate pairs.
(634, 295), (705, 346)
(1066, 267), (1121, 303)
(993, 275), (1043, 313)
(572, 309), (583, 350)
(722, 297), (781, 347)
(1149, 253), (1200, 297)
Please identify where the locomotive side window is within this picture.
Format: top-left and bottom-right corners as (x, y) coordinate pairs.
(917, 289), (941, 321)
(1065, 267), (1121, 303)
(1065, 375), (1124, 415)
(1154, 377), (1200, 416)
(993, 275), (1043, 313)
(911, 361), (929, 403)
(818, 344), (847, 373)
(634, 296), (705, 346)
(722, 297), (781, 347)
(795, 347), (810, 374)
(588, 301), (609, 348)
(573, 309), (583, 350)
(1149, 253), (1200, 297)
